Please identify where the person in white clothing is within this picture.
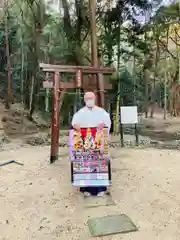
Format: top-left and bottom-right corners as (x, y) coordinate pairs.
(71, 92), (111, 197)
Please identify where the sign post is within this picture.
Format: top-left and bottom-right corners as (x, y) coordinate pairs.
(120, 106), (139, 147)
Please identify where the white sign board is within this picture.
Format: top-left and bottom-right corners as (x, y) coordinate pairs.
(120, 106), (138, 124)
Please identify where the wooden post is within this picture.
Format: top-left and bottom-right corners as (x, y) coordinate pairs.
(76, 69), (82, 88)
(76, 69), (83, 110)
(50, 72), (60, 163)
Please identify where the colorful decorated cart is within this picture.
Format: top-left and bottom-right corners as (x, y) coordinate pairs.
(69, 127), (111, 187)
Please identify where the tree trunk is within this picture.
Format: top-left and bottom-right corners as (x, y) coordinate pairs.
(29, 75), (35, 120)
(150, 38), (160, 118)
(4, 0), (12, 109)
(144, 70), (148, 118)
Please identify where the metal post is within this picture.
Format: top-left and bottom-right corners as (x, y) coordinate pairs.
(50, 72), (60, 163)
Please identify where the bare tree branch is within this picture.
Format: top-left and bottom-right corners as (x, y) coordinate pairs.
(169, 36), (180, 46)
(158, 39), (177, 59)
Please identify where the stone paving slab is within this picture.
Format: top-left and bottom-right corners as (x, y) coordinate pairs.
(83, 193), (115, 208)
(88, 214), (138, 237)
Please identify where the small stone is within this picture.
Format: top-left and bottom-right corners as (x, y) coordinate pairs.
(39, 226), (44, 230)
(40, 217), (47, 223)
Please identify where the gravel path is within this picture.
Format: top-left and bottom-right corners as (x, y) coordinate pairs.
(0, 146), (180, 240)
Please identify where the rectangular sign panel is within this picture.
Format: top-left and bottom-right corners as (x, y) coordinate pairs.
(69, 127), (111, 187)
(120, 106), (138, 124)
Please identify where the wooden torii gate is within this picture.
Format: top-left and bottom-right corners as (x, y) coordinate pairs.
(40, 63), (115, 163)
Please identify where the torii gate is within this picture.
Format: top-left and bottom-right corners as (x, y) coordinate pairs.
(40, 63), (115, 163)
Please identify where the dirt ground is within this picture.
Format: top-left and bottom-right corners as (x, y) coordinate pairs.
(1, 145), (180, 240)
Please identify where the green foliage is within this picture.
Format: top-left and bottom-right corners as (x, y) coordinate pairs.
(0, 0), (179, 123)
(99, 0), (162, 64)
